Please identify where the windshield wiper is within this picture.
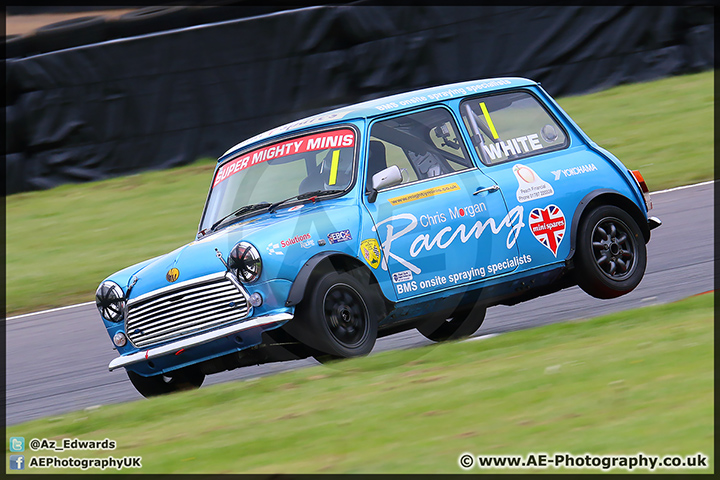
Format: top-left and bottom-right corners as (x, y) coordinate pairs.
(268, 189), (344, 213)
(210, 202), (270, 232)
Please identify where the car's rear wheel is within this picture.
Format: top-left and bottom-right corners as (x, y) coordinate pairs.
(127, 366), (204, 398)
(417, 303), (486, 342)
(293, 271), (379, 359)
(574, 205), (647, 299)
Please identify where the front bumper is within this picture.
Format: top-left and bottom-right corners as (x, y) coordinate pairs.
(108, 312), (292, 371)
(648, 216), (662, 230)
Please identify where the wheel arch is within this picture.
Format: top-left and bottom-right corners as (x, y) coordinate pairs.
(566, 189), (650, 262)
(285, 252), (393, 315)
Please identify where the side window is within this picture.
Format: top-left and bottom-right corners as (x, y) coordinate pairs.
(375, 140), (419, 183)
(459, 91), (568, 166)
(367, 107), (472, 189)
(429, 120), (468, 172)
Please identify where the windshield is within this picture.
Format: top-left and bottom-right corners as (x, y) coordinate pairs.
(199, 127), (358, 233)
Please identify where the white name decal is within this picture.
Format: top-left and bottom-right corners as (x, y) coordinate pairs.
(483, 134), (542, 161)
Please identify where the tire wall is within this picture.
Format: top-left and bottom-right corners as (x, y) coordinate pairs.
(5, 5), (714, 194)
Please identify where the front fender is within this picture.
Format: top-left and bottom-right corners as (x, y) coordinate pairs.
(284, 251), (390, 307)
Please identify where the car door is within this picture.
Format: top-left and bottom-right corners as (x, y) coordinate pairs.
(457, 89), (595, 265)
(362, 106), (524, 301)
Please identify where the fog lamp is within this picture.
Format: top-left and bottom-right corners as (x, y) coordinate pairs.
(113, 332), (127, 347)
(249, 292), (263, 307)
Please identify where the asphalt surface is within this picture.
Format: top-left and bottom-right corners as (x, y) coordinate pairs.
(5, 182), (714, 426)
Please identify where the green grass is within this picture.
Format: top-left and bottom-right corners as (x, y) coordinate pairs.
(5, 70), (714, 315)
(6, 159), (217, 315)
(560, 71), (714, 189)
(6, 293), (714, 474)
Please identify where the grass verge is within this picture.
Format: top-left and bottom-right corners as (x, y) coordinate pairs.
(560, 70), (713, 189)
(5, 293), (714, 474)
(5, 70), (713, 315)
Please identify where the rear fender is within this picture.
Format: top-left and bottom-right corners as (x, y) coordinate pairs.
(566, 189), (651, 263)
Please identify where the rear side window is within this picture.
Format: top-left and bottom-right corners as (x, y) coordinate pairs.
(367, 107), (473, 189)
(459, 91), (568, 166)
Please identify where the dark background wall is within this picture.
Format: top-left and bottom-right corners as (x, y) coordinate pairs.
(5, 5), (714, 194)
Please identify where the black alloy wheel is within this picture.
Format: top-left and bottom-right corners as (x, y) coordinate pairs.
(574, 205), (647, 299)
(289, 270), (380, 359)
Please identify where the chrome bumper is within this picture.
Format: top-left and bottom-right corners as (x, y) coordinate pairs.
(108, 313), (293, 371)
(648, 216), (662, 230)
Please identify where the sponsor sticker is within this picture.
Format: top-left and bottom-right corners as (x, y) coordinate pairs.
(373, 206), (525, 275)
(281, 233), (312, 248)
(529, 205), (566, 256)
(360, 239), (382, 269)
(288, 205), (303, 212)
(551, 163), (598, 180)
(214, 128), (355, 187)
(166, 268), (179, 283)
(513, 164), (554, 203)
(391, 270), (414, 283)
(388, 183), (460, 206)
(328, 229), (352, 244)
(266, 234), (313, 253)
(266, 242), (284, 256)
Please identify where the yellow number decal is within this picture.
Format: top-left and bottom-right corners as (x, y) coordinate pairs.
(479, 102), (499, 140)
(328, 150), (340, 185)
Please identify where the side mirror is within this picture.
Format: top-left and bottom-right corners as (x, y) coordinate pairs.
(368, 165), (403, 203)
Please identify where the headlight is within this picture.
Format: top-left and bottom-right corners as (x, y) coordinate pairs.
(228, 242), (262, 283)
(95, 281), (126, 323)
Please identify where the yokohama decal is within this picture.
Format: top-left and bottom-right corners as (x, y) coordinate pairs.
(528, 205), (566, 257)
(214, 128), (355, 187)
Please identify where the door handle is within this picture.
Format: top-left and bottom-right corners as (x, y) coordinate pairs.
(473, 185), (499, 196)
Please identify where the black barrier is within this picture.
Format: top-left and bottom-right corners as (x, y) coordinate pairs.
(5, 5), (714, 194)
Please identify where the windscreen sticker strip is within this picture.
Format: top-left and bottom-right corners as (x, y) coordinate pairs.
(213, 129), (355, 187)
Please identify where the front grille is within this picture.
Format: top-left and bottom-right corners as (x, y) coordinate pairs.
(126, 273), (250, 348)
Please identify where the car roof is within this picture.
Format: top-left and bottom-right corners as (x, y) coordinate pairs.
(221, 77), (537, 160)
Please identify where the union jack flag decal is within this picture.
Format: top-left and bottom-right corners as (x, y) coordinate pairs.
(529, 204), (566, 257)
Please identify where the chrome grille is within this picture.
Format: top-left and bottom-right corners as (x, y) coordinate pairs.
(126, 273), (250, 348)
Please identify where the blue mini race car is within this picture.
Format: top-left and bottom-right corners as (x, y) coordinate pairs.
(96, 77), (661, 397)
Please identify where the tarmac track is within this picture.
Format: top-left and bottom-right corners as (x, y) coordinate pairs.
(5, 182), (714, 425)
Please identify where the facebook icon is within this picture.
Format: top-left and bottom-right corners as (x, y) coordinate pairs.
(10, 455), (25, 470)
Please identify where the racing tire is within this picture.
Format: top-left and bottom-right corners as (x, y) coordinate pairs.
(574, 205), (647, 299)
(416, 303), (486, 342)
(294, 271), (379, 358)
(127, 367), (205, 398)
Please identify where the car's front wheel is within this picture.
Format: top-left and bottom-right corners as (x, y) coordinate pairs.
(417, 303), (486, 342)
(293, 270), (379, 359)
(574, 204), (647, 299)
(127, 366), (205, 398)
